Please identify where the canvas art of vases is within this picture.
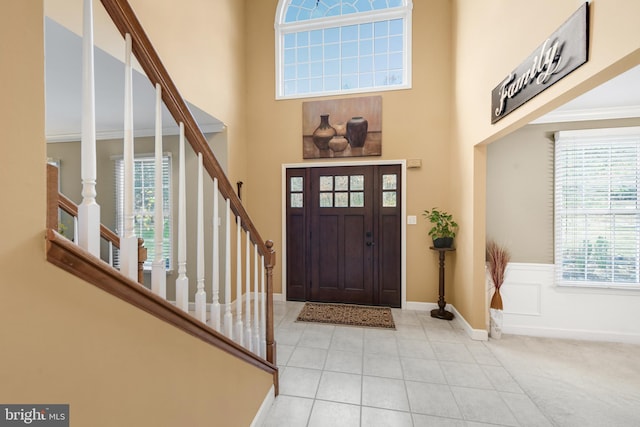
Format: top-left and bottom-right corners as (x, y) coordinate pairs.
(303, 96), (381, 159)
(312, 114), (369, 153)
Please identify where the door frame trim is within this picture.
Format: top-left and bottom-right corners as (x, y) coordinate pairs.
(281, 159), (407, 309)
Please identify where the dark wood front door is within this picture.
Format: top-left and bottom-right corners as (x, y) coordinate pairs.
(286, 165), (401, 307)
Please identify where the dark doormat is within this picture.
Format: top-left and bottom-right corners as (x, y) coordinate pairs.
(296, 302), (395, 329)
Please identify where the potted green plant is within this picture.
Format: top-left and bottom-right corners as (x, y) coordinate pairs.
(422, 208), (458, 248)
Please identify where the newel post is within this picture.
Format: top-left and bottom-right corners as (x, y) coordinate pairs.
(47, 164), (59, 232)
(265, 240), (277, 366)
(137, 237), (147, 285)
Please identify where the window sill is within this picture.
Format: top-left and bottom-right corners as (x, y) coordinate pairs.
(555, 281), (640, 294)
(276, 83), (412, 101)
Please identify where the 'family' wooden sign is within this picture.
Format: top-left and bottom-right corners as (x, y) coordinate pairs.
(491, 3), (589, 124)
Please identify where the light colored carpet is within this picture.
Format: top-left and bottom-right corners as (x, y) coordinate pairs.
(296, 302), (395, 329)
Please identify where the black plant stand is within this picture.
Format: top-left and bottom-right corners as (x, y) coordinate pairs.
(430, 247), (455, 320)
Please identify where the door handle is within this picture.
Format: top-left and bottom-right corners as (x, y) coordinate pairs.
(366, 241), (375, 246)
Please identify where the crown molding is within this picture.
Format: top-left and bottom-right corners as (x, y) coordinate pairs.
(46, 123), (225, 143)
(531, 105), (640, 124)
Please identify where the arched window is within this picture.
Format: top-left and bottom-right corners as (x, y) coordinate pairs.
(275, 0), (413, 99)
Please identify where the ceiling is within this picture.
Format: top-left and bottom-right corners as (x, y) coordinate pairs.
(45, 17), (639, 141)
(532, 64), (640, 124)
(45, 17), (224, 143)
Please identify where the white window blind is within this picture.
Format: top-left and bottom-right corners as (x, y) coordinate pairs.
(275, 0), (413, 99)
(555, 127), (640, 287)
(115, 155), (172, 270)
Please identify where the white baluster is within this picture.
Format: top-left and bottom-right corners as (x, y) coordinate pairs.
(223, 199), (233, 338)
(244, 230), (252, 351)
(235, 216), (244, 345)
(260, 255), (266, 358)
(78, 0), (100, 257)
(120, 32), (138, 281)
(151, 84), (166, 298)
(253, 244), (260, 355)
(108, 241), (114, 267)
(73, 217), (79, 245)
(195, 153), (206, 323)
(210, 178), (221, 331)
(175, 123), (189, 312)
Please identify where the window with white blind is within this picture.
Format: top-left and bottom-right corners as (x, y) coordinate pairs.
(555, 127), (640, 287)
(275, 0), (413, 99)
(115, 155), (172, 270)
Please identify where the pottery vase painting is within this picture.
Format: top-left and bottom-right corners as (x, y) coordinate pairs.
(302, 96), (381, 159)
(346, 116), (368, 148)
(312, 114), (336, 151)
(328, 135), (349, 152)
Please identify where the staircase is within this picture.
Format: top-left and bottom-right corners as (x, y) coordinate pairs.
(44, 0), (278, 399)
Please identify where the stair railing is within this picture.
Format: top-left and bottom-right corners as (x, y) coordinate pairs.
(45, 0), (277, 392)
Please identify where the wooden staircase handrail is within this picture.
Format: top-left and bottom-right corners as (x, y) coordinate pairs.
(45, 228), (278, 387)
(99, 0), (271, 264)
(47, 164), (147, 283)
(58, 192), (121, 249)
(46, 166), (278, 389)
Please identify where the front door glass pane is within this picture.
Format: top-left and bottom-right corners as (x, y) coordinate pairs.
(320, 176), (334, 191)
(335, 192), (349, 207)
(291, 193), (304, 208)
(382, 191), (396, 207)
(320, 192), (333, 207)
(350, 192), (364, 207)
(335, 175), (349, 191)
(291, 176), (304, 192)
(350, 175), (364, 190)
(382, 174), (397, 190)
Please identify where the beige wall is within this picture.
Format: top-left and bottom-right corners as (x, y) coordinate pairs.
(452, 0), (640, 328)
(487, 118), (640, 263)
(243, 0), (454, 304)
(124, 0), (249, 190)
(0, 1), (271, 425)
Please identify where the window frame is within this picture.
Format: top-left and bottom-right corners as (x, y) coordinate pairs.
(114, 153), (173, 271)
(554, 127), (640, 290)
(274, 0), (413, 100)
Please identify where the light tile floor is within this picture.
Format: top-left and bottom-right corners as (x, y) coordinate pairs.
(261, 301), (640, 427)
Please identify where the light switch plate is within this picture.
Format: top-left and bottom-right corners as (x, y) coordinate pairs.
(407, 215), (417, 225)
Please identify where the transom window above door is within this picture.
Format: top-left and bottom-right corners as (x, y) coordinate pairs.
(274, 0), (413, 99)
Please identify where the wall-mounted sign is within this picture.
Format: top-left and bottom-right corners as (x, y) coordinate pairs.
(491, 3), (589, 124)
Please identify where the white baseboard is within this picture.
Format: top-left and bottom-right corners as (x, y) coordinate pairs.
(404, 301), (438, 312)
(406, 301), (488, 341)
(273, 292), (284, 302)
(450, 305), (488, 341)
(250, 385), (275, 427)
(503, 324), (640, 344)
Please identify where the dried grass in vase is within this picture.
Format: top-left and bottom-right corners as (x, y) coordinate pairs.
(487, 240), (511, 310)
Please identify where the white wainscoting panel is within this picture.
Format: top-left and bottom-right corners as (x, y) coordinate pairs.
(500, 263), (640, 344)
